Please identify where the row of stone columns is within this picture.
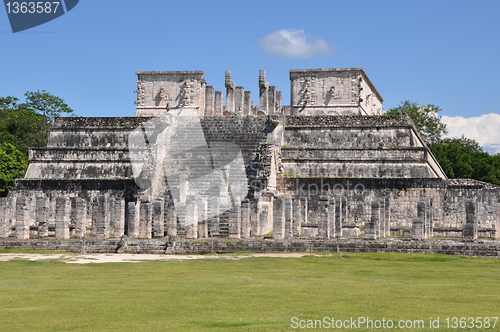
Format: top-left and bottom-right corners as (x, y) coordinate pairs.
(203, 70), (282, 116)
(272, 195), (345, 239)
(365, 198), (391, 239)
(0, 195), (127, 240)
(412, 200), (434, 239)
(0, 195), (483, 241)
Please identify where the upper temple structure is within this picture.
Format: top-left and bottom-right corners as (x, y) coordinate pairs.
(0, 68), (498, 252)
(134, 68), (382, 117)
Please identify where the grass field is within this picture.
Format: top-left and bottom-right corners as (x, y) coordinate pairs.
(0, 252), (499, 331)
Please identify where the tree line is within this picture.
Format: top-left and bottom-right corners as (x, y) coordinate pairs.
(387, 101), (500, 185)
(0, 91), (76, 196)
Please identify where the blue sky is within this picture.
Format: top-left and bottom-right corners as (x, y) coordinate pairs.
(2, 0), (500, 152)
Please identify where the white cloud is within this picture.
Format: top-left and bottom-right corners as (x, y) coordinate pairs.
(259, 29), (332, 58)
(441, 113), (500, 154)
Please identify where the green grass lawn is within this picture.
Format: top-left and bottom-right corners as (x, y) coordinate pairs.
(0, 252), (499, 331)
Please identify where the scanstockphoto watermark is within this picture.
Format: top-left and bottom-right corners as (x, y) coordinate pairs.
(3, 0), (80, 33)
(290, 316), (499, 329)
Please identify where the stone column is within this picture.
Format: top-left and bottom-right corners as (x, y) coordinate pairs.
(365, 201), (380, 239)
(15, 197), (30, 240)
(36, 197), (48, 238)
(127, 201), (140, 237)
(276, 91), (282, 112)
(327, 196), (336, 238)
(139, 201), (152, 239)
(292, 197), (306, 236)
(228, 203), (241, 239)
(55, 197), (70, 240)
(383, 197), (391, 237)
(0, 197), (8, 238)
(93, 195), (110, 240)
(268, 86), (276, 113)
(214, 91), (223, 116)
(107, 196), (116, 238)
(244, 91), (252, 116)
(113, 198), (125, 238)
(153, 198), (165, 238)
(225, 70), (235, 112)
(463, 199), (478, 241)
(165, 196), (177, 237)
(197, 198), (208, 238)
(259, 70), (269, 114)
(412, 201), (426, 239)
(318, 196), (329, 239)
(235, 87), (244, 115)
(258, 197), (273, 235)
(412, 217), (424, 239)
(272, 196), (285, 239)
(284, 197), (293, 238)
(241, 200), (251, 238)
(250, 201), (259, 237)
(205, 86), (215, 116)
(425, 199), (433, 238)
(74, 197), (87, 238)
(185, 196), (198, 239)
(334, 198), (343, 237)
(209, 197), (220, 236)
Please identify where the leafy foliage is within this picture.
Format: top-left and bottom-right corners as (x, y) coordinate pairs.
(0, 143), (28, 197)
(0, 91), (76, 195)
(386, 100), (447, 144)
(429, 136), (500, 185)
(24, 90), (75, 125)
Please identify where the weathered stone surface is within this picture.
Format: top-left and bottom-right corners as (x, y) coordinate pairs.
(463, 199), (478, 241)
(0, 197), (8, 238)
(1, 68), (498, 248)
(55, 197), (70, 240)
(289, 68), (383, 116)
(15, 197), (30, 240)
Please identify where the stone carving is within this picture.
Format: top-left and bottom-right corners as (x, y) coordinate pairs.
(134, 79), (146, 106)
(299, 76), (315, 108)
(179, 80), (194, 107)
(1, 68), (498, 248)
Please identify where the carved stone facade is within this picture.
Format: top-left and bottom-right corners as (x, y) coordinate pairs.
(134, 71), (206, 117)
(290, 68), (383, 116)
(0, 68), (498, 249)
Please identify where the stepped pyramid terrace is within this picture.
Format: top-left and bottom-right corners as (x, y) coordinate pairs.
(0, 68), (499, 254)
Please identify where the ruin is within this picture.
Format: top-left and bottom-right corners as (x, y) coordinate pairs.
(0, 68), (499, 254)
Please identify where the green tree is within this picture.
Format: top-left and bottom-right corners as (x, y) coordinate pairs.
(0, 91), (75, 155)
(386, 100), (447, 144)
(24, 90), (75, 125)
(0, 91), (76, 196)
(429, 136), (500, 185)
(0, 142), (29, 197)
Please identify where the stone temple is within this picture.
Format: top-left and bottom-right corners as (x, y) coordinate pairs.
(0, 68), (499, 253)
